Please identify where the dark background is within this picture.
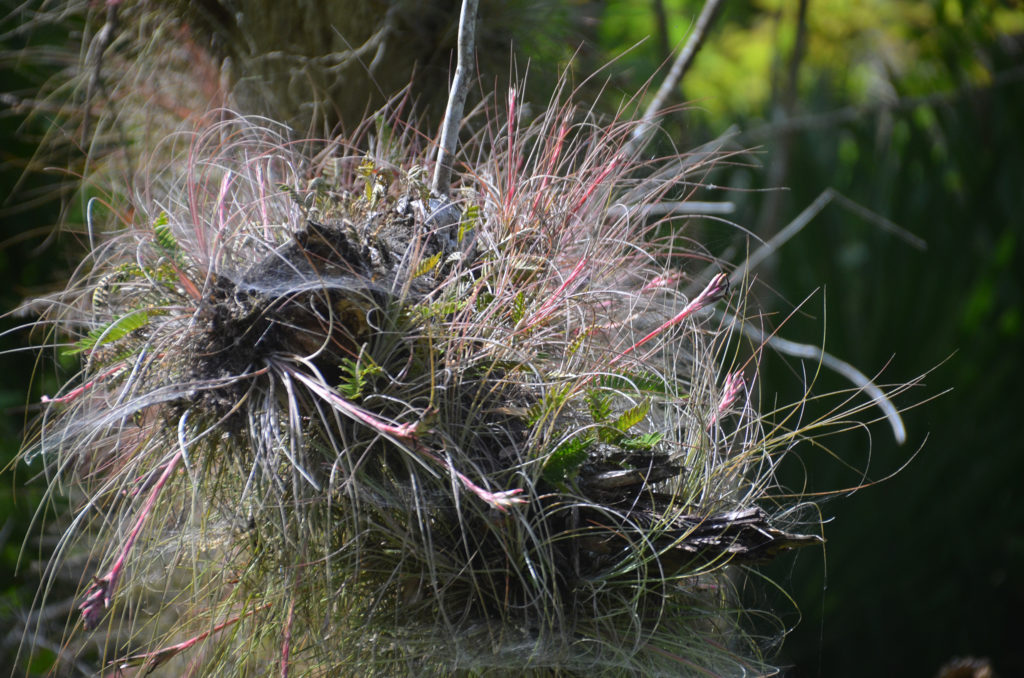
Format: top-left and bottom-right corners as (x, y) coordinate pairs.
(3, 1), (1022, 675)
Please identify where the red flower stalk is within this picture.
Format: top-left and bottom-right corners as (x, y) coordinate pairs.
(113, 603), (270, 672)
(41, 363), (126, 405)
(79, 447), (183, 629)
(610, 272), (729, 367)
(288, 366), (525, 511)
(710, 370), (746, 428)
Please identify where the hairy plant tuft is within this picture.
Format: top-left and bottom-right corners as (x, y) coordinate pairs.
(11, 41), (919, 675)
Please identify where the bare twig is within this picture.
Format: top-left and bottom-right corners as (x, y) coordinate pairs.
(608, 200), (735, 219)
(682, 186), (924, 299)
(684, 185), (920, 445)
(729, 189), (832, 290)
(741, 64), (1024, 143)
(626, 0), (724, 157)
(729, 188), (925, 289)
(431, 0), (479, 197)
(720, 309), (907, 445)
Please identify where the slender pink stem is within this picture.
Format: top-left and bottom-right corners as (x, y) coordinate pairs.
(213, 169), (233, 257)
(113, 603), (271, 671)
(641, 271), (684, 293)
(288, 366), (524, 511)
(41, 362), (126, 404)
(415, 445), (526, 512)
(609, 273), (728, 368)
(570, 155), (620, 215)
(529, 115), (570, 219)
(290, 369), (418, 440)
(505, 88), (518, 210)
(523, 256), (588, 327)
(80, 448), (183, 629)
(280, 594), (295, 678)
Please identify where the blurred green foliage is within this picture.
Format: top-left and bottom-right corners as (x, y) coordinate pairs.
(760, 49), (1024, 678)
(595, 1), (1023, 676)
(0, 29), (66, 678)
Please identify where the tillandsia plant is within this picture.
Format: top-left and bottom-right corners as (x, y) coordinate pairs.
(14, 102), (914, 675)
(8, 2), (921, 677)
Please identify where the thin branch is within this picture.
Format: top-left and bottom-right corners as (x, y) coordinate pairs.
(720, 309), (907, 445)
(729, 188), (925, 289)
(431, 0), (479, 197)
(828, 189), (927, 250)
(626, 0), (724, 157)
(740, 62), (1024, 141)
(681, 186), (924, 299)
(729, 189), (833, 290)
(608, 200), (735, 219)
(685, 186), (918, 445)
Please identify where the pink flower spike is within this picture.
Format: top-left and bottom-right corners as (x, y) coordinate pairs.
(718, 371), (745, 415)
(709, 371), (746, 429)
(450, 467), (526, 512)
(473, 487), (527, 512)
(524, 256), (588, 327)
(693, 272), (730, 307)
(610, 273), (729, 367)
(445, 459), (527, 511)
(414, 445), (527, 512)
(434, 455), (526, 511)
(114, 603), (270, 671)
(289, 366), (523, 511)
(79, 448), (183, 629)
(529, 115), (570, 218)
(505, 87), (519, 208)
(571, 155), (620, 214)
(78, 574), (114, 630)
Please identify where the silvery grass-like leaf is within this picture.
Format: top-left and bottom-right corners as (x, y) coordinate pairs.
(11, 84), (922, 677)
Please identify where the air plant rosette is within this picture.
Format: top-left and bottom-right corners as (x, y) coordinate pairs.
(11, 12), (930, 664)
(16, 93), (879, 676)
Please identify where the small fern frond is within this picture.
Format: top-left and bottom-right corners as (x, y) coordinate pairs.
(65, 309), (153, 356)
(542, 433), (596, 484)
